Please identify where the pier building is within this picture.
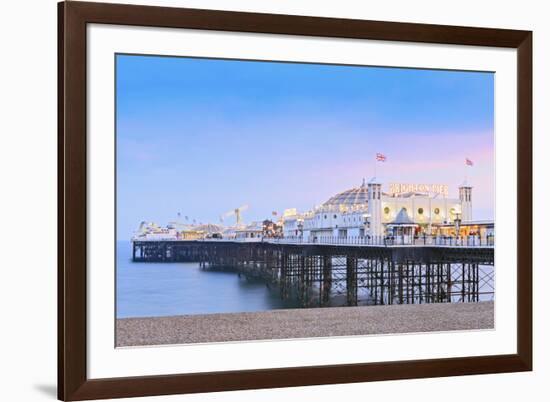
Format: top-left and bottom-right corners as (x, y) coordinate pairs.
(282, 178), (479, 242)
(132, 178), (492, 246)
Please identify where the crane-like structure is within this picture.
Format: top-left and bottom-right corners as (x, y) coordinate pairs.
(220, 204), (249, 227)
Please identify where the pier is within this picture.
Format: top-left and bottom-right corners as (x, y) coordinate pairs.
(132, 239), (494, 307)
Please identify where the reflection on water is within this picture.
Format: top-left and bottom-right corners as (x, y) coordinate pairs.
(116, 241), (300, 318)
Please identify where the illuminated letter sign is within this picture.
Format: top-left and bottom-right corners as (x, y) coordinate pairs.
(388, 183), (449, 197)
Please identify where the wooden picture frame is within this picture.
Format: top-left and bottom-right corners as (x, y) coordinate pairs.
(58, 1), (532, 400)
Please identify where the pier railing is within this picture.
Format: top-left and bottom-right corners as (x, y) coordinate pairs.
(266, 234), (494, 247)
(134, 234), (495, 247)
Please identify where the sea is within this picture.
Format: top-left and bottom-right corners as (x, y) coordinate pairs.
(116, 241), (301, 318)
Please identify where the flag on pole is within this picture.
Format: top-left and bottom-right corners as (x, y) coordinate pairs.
(376, 153), (387, 162)
(465, 158), (474, 166)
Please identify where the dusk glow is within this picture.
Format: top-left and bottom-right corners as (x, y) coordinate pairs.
(116, 55), (494, 239)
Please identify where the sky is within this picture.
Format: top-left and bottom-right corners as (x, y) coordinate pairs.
(116, 54), (494, 240)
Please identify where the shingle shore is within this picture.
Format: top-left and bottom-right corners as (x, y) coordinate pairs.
(116, 301), (494, 347)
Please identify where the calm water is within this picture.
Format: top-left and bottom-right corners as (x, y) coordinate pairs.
(116, 241), (300, 318)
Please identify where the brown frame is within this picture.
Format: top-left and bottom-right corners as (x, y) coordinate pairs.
(58, 1), (532, 400)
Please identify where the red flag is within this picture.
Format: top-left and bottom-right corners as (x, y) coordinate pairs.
(465, 158), (474, 166)
(376, 153), (387, 162)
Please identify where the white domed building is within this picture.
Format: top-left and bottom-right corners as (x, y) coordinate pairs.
(282, 178), (476, 242)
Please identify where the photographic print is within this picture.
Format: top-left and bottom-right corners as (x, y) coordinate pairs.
(115, 54), (495, 347)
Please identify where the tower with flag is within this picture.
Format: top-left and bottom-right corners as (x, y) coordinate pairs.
(459, 158), (474, 221)
(367, 177), (383, 238)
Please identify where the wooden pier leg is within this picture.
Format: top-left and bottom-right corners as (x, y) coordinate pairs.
(411, 262), (415, 304)
(419, 263), (424, 304)
(321, 255), (332, 306)
(374, 259), (379, 305)
(378, 258), (385, 305)
(405, 261), (410, 304)
(460, 263), (469, 303)
(300, 255), (306, 306)
(397, 264), (403, 304)
(346, 256), (358, 306)
(426, 262), (431, 303)
(474, 263), (479, 302)
(280, 251), (287, 299)
(387, 261), (394, 305)
(470, 263), (474, 302)
(446, 263), (452, 303)
(304, 254), (311, 307)
(368, 259), (372, 303)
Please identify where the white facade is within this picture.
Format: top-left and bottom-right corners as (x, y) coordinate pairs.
(459, 182), (473, 222)
(133, 223), (178, 240)
(235, 222), (263, 239)
(367, 179), (382, 237)
(283, 179), (471, 240)
(301, 207), (369, 240)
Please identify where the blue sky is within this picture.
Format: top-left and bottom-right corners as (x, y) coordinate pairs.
(116, 54), (494, 239)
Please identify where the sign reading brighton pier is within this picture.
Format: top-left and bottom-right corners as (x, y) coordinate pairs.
(388, 183), (449, 197)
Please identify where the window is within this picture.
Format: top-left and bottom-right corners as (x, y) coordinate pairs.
(384, 207), (390, 214)
(434, 208), (440, 215)
(418, 207), (424, 215)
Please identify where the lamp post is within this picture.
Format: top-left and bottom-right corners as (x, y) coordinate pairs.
(454, 212), (462, 245)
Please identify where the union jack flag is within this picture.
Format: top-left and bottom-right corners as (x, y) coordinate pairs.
(376, 153), (387, 162)
(465, 158), (474, 166)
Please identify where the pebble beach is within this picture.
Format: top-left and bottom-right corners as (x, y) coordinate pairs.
(116, 301), (494, 347)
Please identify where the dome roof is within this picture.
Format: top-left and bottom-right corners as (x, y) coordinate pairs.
(323, 181), (369, 207)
